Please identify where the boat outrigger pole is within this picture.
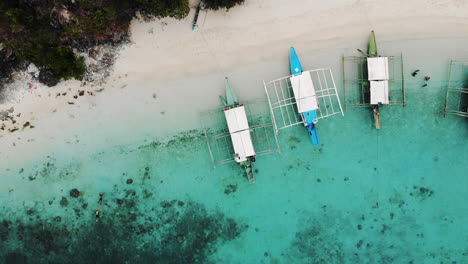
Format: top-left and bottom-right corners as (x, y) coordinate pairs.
(290, 47), (320, 145)
(220, 77), (256, 183)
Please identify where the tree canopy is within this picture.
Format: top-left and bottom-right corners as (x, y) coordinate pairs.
(202, 0), (245, 11)
(0, 0), (190, 85)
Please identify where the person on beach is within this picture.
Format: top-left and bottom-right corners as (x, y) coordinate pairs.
(99, 193), (103, 204)
(412, 70), (420, 77)
(95, 210), (101, 222)
(425, 76), (431, 81)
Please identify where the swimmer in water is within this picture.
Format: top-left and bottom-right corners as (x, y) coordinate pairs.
(98, 193), (103, 204)
(95, 210), (100, 222)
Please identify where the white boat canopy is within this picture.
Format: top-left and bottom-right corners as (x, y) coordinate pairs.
(264, 68), (344, 134)
(368, 57), (390, 105)
(223, 105), (255, 163)
(370, 81), (389, 105)
(290, 71), (319, 113)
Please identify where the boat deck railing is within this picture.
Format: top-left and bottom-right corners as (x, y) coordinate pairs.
(264, 67), (344, 134)
(444, 61), (468, 118)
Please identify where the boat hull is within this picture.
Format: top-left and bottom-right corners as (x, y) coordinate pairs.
(290, 47), (319, 145)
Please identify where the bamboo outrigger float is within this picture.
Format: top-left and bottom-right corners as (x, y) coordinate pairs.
(264, 47), (344, 145)
(343, 31), (405, 129)
(201, 78), (280, 184)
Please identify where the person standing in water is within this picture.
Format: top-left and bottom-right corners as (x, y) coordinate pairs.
(98, 193), (103, 204)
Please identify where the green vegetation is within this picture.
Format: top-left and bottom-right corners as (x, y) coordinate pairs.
(202, 0), (245, 10)
(0, 0), (192, 86)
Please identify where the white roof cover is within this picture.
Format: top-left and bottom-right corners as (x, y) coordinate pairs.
(370, 81), (389, 105)
(230, 130), (256, 163)
(290, 71), (319, 113)
(367, 57), (389, 81)
(224, 105), (256, 162)
(224, 106), (249, 133)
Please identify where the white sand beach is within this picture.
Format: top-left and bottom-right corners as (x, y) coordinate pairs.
(1, 0), (468, 168)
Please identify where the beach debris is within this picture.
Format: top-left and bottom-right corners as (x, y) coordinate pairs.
(79, 90), (85, 96)
(68, 101), (74, 104)
(56, 93), (61, 97)
(126, 179), (133, 184)
(22, 122), (30, 130)
(73, 95), (78, 99)
(69, 188), (80, 198)
(62, 92), (67, 96)
(153, 93), (157, 99)
(412, 70), (420, 77)
(96, 88), (104, 92)
(116, 199), (124, 205)
(54, 216), (62, 222)
(422, 84), (428, 87)
(424, 76), (431, 81)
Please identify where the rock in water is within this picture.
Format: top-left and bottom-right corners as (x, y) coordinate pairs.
(38, 69), (58, 87)
(70, 188), (80, 198)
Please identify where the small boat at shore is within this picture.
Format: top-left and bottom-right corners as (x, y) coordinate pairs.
(219, 77), (256, 183)
(366, 31), (389, 129)
(343, 31), (405, 129)
(264, 48), (344, 146)
(192, 3), (202, 30)
(289, 47), (320, 145)
(201, 78), (280, 184)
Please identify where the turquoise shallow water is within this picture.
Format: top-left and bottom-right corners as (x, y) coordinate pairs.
(1, 41), (468, 263)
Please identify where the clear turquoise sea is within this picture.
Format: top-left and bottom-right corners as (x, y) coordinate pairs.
(0, 38), (467, 264)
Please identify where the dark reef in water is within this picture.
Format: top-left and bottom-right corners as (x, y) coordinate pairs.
(0, 200), (245, 264)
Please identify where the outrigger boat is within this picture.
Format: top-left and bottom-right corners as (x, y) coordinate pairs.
(366, 31), (390, 129)
(192, 3), (202, 30)
(219, 77), (256, 183)
(264, 48), (343, 146)
(343, 31), (405, 127)
(289, 47), (320, 145)
(202, 79), (280, 184)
